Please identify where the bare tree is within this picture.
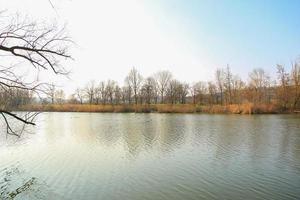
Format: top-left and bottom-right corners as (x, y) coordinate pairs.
(98, 81), (107, 104)
(141, 77), (156, 104)
(54, 89), (65, 104)
(232, 75), (245, 104)
(0, 14), (71, 74)
(114, 85), (122, 105)
(191, 81), (207, 105)
(207, 81), (217, 105)
(155, 70), (172, 104)
(215, 68), (225, 104)
(179, 82), (189, 104)
(166, 79), (180, 104)
(291, 61), (300, 109)
(0, 87), (33, 108)
(106, 80), (116, 104)
(190, 82), (198, 105)
(0, 12), (71, 136)
(276, 65), (290, 109)
(85, 81), (96, 104)
(75, 88), (84, 104)
(248, 68), (270, 104)
(166, 79), (189, 104)
(48, 83), (56, 104)
(126, 67), (143, 105)
(68, 93), (78, 104)
(224, 65), (233, 104)
(121, 86), (129, 104)
(94, 85), (101, 104)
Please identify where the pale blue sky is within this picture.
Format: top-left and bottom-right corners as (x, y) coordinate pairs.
(2, 0), (300, 93)
(143, 0), (300, 76)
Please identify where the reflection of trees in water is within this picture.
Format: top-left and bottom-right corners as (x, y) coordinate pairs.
(141, 115), (157, 149)
(212, 116), (247, 168)
(42, 113), (67, 143)
(0, 165), (65, 200)
(276, 116), (300, 172)
(120, 114), (188, 158)
(42, 113), (100, 146)
(245, 115), (300, 170)
(291, 116), (300, 169)
(157, 115), (187, 154)
(209, 115), (300, 172)
(212, 116), (281, 167)
(69, 113), (99, 145)
(122, 115), (145, 157)
(39, 113), (193, 158)
(247, 116), (273, 164)
(92, 114), (123, 147)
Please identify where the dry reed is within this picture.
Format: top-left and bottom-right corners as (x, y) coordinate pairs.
(18, 103), (286, 114)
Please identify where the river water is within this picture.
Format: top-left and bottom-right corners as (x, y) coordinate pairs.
(0, 113), (299, 199)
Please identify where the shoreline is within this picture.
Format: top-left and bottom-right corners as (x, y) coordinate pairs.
(15, 104), (299, 115)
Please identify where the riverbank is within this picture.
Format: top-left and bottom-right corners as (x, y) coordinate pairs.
(16, 103), (297, 114)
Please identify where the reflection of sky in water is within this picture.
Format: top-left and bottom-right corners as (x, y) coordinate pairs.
(0, 113), (300, 200)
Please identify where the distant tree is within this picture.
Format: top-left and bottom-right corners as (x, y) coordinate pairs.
(207, 81), (217, 105)
(114, 85), (122, 104)
(276, 65), (290, 109)
(94, 85), (101, 104)
(121, 86), (129, 104)
(166, 79), (180, 104)
(75, 88), (84, 104)
(190, 82), (198, 105)
(215, 68), (225, 104)
(48, 84), (56, 104)
(85, 81), (96, 104)
(106, 80), (116, 104)
(55, 89), (65, 104)
(155, 70), (172, 103)
(291, 61), (300, 109)
(179, 82), (190, 104)
(224, 65), (233, 104)
(231, 75), (245, 104)
(0, 88), (33, 108)
(98, 81), (107, 104)
(68, 94), (79, 104)
(141, 77), (157, 104)
(191, 81), (207, 104)
(248, 68), (270, 104)
(126, 68), (143, 105)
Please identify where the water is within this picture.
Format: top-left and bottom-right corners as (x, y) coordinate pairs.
(0, 113), (300, 200)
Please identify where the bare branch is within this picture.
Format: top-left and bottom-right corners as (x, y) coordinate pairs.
(0, 11), (72, 136)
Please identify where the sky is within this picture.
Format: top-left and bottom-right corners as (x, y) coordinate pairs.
(1, 0), (300, 95)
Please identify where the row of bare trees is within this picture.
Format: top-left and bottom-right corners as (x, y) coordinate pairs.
(63, 63), (300, 110)
(0, 88), (32, 108)
(72, 69), (187, 105)
(5, 62), (300, 111)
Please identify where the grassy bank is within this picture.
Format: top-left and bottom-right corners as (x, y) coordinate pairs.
(17, 103), (296, 114)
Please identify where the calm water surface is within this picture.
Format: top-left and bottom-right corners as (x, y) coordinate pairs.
(0, 113), (300, 199)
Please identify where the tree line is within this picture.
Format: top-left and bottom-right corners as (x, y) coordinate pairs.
(8, 61), (299, 110)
